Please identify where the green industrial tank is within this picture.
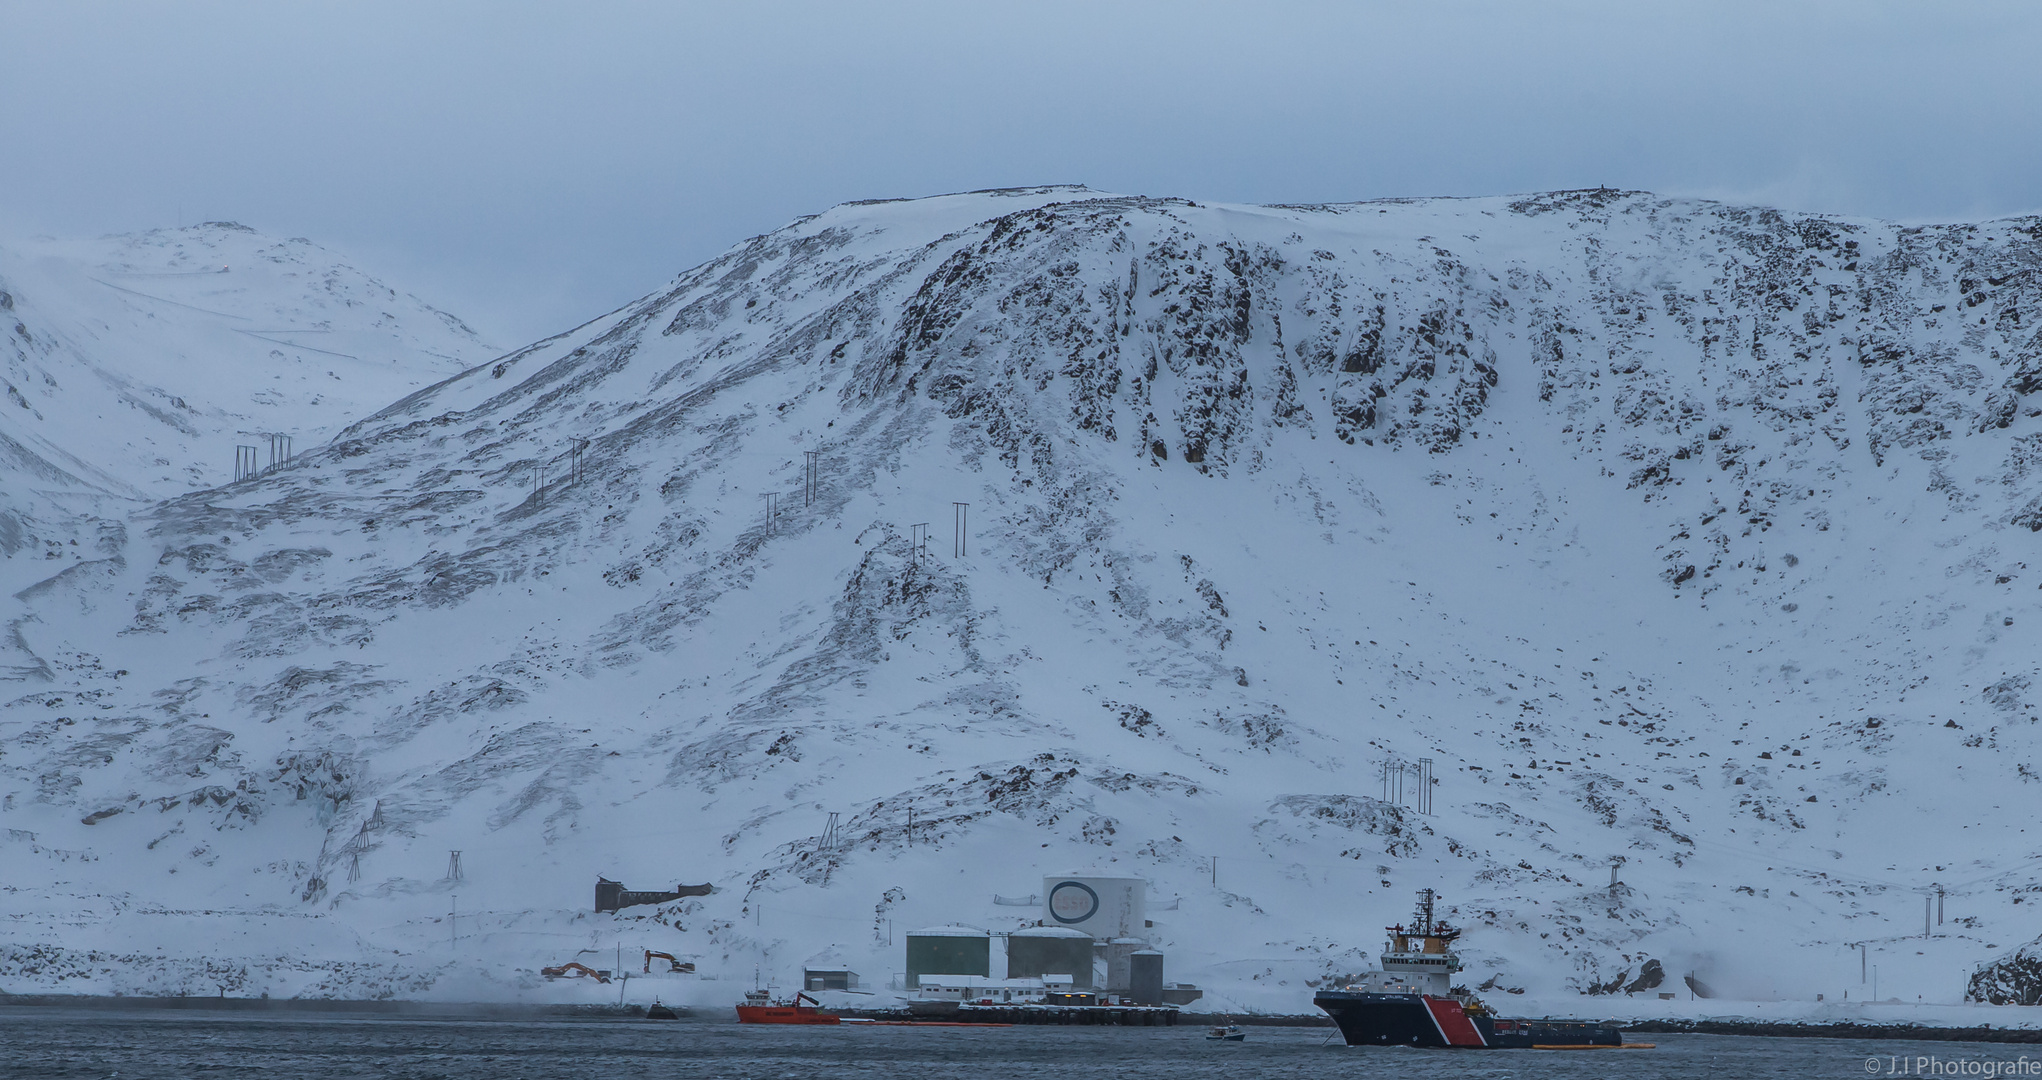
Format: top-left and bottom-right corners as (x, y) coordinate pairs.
(1129, 949), (1165, 1005)
(905, 926), (990, 989)
(1006, 925), (1095, 988)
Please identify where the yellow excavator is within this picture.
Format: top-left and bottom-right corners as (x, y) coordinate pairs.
(644, 950), (696, 974)
(541, 961), (611, 983)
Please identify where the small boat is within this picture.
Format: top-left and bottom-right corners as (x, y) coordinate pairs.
(1206, 1023), (1246, 1041)
(735, 989), (840, 1025)
(645, 1000), (679, 1020)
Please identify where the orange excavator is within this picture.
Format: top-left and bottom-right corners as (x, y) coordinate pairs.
(644, 950), (696, 974)
(541, 961), (611, 983)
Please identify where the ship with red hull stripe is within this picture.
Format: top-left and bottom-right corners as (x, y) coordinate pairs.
(1312, 890), (1623, 1049)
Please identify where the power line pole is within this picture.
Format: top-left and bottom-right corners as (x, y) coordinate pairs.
(265, 433), (292, 473)
(804, 451), (819, 506)
(445, 850), (463, 881)
(953, 503), (969, 557)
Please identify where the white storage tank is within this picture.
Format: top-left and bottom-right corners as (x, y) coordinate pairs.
(1041, 873), (1146, 940)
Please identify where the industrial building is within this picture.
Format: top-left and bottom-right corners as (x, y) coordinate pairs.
(803, 967), (859, 991)
(913, 975), (1072, 1003)
(894, 873), (1199, 1006)
(593, 876), (712, 913)
(904, 925), (990, 990)
(1006, 925), (1094, 988)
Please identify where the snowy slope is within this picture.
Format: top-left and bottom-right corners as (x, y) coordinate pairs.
(0, 223), (495, 582)
(4, 186), (2042, 1018)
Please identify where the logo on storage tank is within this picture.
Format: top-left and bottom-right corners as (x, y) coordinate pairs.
(1048, 881), (1100, 924)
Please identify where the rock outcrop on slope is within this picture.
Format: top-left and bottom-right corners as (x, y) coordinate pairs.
(3, 187), (2041, 1009)
(1970, 935), (2042, 1006)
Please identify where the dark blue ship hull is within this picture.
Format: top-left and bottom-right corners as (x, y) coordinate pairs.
(1313, 990), (1622, 1048)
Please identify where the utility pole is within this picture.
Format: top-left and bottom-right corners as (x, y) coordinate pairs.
(764, 493), (778, 535)
(906, 807), (914, 847)
(265, 433), (292, 473)
(953, 502), (969, 557)
(450, 894), (457, 950)
(804, 451), (819, 506)
(1211, 856), (1218, 889)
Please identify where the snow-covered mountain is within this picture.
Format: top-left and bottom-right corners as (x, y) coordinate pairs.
(5, 186), (2042, 1016)
(0, 223), (494, 587)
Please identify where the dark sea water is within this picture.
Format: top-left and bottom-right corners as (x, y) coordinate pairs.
(1, 1010), (2033, 1080)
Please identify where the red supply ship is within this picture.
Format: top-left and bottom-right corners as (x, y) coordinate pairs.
(1312, 890), (1629, 1049)
(736, 989), (840, 1024)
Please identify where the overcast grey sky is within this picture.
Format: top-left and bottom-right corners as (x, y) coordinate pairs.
(4, 1), (2038, 346)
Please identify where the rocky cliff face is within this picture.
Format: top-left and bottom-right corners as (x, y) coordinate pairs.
(3, 186), (2040, 1008)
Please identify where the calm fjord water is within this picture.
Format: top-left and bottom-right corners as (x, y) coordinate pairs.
(0, 1010), (2023, 1079)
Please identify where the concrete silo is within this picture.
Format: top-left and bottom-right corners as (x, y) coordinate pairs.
(1129, 949), (1164, 1006)
(1006, 925), (1095, 988)
(905, 925), (990, 990)
(1105, 938), (1149, 991)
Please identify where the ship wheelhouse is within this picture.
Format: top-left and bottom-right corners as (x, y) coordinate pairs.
(1367, 888), (1463, 996)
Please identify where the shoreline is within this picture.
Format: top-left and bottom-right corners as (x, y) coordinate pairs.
(0, 994), (646, 1019)
(5, 995), (2042, 1044)
(1625, 1018), (2042, 1044)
